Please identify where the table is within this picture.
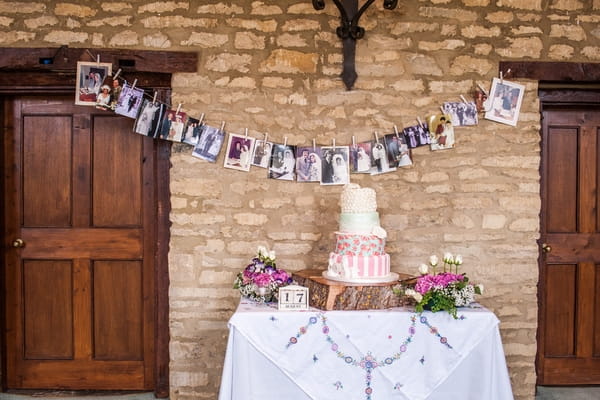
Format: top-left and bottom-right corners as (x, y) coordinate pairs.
(219, 300), (514, 400)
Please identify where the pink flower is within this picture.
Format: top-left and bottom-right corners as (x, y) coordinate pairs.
(414, 272), (464, 295)
(253, 273), (273, 287)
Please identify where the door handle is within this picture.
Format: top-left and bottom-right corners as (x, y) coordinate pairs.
(12, 238), (25, 248)
(541, 243), (551, 253)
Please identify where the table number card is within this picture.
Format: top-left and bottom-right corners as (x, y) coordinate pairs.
(278, 285), (309, 310)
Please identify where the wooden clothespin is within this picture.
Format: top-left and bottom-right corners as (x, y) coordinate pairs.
(152, 92), (158, 104)
(131, 79), (138, 90)
(199, 113), (205, 124)
(244, 128), (248, 138)
(113, 68), (122, 80)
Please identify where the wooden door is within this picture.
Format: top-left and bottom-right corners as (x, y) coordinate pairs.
(3, 96), (156, 389)
(537, 99), (600, 385)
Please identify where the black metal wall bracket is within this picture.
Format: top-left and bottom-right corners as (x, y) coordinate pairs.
(313, 0), (398, 90)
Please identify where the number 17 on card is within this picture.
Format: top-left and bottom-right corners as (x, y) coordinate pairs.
(278, 285), (309, 311)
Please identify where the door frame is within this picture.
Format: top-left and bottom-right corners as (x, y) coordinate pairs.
(537, 89), (600, 384)
(499, 61), (600, 385)
(0, 47), (198, 398)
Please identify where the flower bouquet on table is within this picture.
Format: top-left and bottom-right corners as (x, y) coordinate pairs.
(233, 246), (293, 303)
(404, 253), (484, 319)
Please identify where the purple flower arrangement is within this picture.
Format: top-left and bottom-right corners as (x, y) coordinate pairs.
(234, 246), (293, 302)
(404, 253), (483, 319)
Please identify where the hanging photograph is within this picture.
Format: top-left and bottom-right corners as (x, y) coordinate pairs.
(167, 112), (187, 142)
(428, 114), (455, 151)
(443, 101), (478, 126)
(134, 99), (165, 137)
(192, 124), (225, 163)
(404, 123), (430, 148)
(114, 82), (144, 119)
(224, 133), (255, 172)
(484, 77), (525, 126)
(385, 133), (412, 168)
(321, 146), (350, 185)
(75, 61), (112, 106)
(370, 140), (396, 175)
(268, 144), (297, 181)
(251, 139), (273, 168)
(350, 142), (372, 174)
(181, 117), (203, 146)
(296, 146), (322, 183)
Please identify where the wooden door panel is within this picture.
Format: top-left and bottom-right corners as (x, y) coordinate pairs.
(94, 260), (143, 360)
(22, 115), (72, 227)
(544, 264), (576, 357)
(93, 116), (142, 227)
(23, 260), (73, 359)
(546, 126), (577, 233)
(538, 106), (600, 384)
(4, 97), (156, 390)
(595, 264), (600, 357)
(20, 228), (142, 259)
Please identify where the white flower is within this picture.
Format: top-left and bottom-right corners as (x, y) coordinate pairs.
(405, 288), (423, 303)
(429, 255), (438, 267)
(443, 252), (453, 264)
(454, 255), (463, 265)
(257, 245), (267, 257)
(418, 263), (429, 275)
(476, 284), (484, 294)
(269, 250), (276, 260)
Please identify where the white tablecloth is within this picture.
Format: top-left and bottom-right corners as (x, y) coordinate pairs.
(219, 301), (514, 400)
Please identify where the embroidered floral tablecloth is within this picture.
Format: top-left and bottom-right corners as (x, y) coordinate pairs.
(219, 301), (513, 400)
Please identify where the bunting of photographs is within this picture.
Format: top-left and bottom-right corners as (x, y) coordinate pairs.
(73, 62), (523, 186)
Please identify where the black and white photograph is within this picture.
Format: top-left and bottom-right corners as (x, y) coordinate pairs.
(403, 125), (420, 149)
(443, 101), (478, 126)
(484, 77), (525, 126)
(251, 140), (273, 168)
(320, 146), (350, 185)
(370, 141), (396, 175)
(428, 113), (455, 151)
(295, 146), (322, 183)
(349, 142), (372, 174)
(224, 133), (255, 172)
(75, 61), (112, 106)
(181, 117), (203, 146)
(192, 124), (225, 163)
(268, 144), (297, 181)
(415, 122), (431, 146)
(385, 133), (412, 168)
(134, 99), (165, 137)
(114, 82), (144, 119)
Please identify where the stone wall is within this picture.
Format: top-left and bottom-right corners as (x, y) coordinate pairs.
(3, 0), (600, 399)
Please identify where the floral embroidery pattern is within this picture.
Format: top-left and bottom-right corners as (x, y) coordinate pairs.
(318, 314), (417, 400)
(286, 313), (457, 400)
(419, 315), (453, 349)
(286, 314), (319, 348)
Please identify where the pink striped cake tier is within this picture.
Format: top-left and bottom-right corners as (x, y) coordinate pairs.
(327, 252), (391, 280)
